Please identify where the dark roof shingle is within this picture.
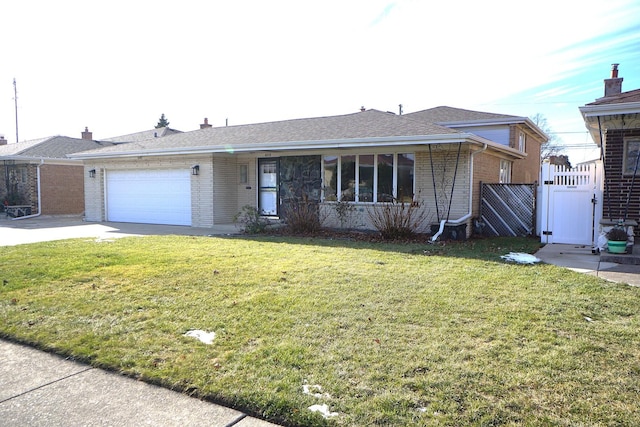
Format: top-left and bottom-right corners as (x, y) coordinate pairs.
(0, 136), (114, 159)
(74, 109), (462, 156)
(404, 106), (520, 123)
(586, 88), (640, 105)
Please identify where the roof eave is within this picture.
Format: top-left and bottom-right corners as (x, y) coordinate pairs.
(579, 102), (640, 147)
(70, 133), (525, 160)
(443, 118), (548, 142)
(70, 134), (465, 159)
(0, 155), (81, 164)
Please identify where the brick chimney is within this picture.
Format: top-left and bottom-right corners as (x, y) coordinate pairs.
(604, 63), (623, 97)
(81, 127), (93, 140)
(0, 135), (7, 146)
(200, 118), (212, 129)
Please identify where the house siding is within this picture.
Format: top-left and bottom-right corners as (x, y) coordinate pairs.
(84, 155), (215, 225)
(40, 164), (85, 215)
(83, 144), (513, 238)
(416, 147), (471, 225)
(510, 124), (543, 184)
(473, 154), (501, 218)
(212, 156), (238, 225)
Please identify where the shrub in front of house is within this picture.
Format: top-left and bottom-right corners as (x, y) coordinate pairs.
(282, 196), (322, 234)
(233, 205), (269, 234)
(367, 199), (428, 240)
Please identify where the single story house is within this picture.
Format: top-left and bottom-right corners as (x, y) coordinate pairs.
(580, 64), (640, 231)
(0, 131), (113, 216)
(71, 107), (547, 236)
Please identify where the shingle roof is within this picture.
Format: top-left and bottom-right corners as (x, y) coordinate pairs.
(0, 136), (114, 159)
(101, 127), (182, 143)
(73, 109), (462, 157)
(404, 106), (521, 123)
(586, 88), (640, 105)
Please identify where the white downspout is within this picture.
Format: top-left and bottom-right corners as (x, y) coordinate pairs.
(13, 160), (43, 220)
(431, 143), (488, 242)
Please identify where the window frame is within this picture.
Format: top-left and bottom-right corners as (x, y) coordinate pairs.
(623, 138), (640, 176)
(238, 163), (249, 184)
(499, 159), (512, 183)
(322, 152), (415, 203)
(518, 131), (526, 152)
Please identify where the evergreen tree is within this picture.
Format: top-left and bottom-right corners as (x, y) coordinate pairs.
(155, 114), (170, 128)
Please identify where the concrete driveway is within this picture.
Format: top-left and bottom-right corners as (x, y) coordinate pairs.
(0, 215), (239, 246)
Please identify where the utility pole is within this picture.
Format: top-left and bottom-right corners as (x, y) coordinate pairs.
(13, 78), (19, 143)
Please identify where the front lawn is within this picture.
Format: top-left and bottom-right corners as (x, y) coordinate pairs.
(1, 236), (638, 426)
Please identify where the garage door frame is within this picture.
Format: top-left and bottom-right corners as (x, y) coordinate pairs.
(105, 169), (192, 226)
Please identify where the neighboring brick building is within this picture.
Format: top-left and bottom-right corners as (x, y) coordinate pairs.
(580, 64), (640, 226)
(0, 132), (112, 216)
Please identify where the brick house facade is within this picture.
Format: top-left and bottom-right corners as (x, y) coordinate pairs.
(75, 107), (546, 238)
(580, 64), (640, 228)
(0, 134), (112, 216)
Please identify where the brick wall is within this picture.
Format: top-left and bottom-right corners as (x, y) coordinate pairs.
(415, 146), (470, 225)
(40, 164), (85, 214)
(83, 155), (220, 226)
(472, 154), (500, 218)
(510, 124), (543, 184)
(212, 156), (238, 224)
(603, 129), (640, 223)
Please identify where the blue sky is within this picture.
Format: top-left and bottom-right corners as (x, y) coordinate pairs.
(1, 0), (638, 164)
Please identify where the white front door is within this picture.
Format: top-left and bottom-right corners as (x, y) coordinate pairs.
(258, 159), (278, 216)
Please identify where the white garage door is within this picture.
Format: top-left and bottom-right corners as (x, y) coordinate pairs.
(106, 169), (192, 226)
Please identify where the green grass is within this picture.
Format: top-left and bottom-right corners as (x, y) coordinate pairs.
(1, 235), (639, 426)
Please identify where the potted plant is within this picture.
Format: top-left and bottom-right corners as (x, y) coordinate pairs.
(606, 227), (628, 254)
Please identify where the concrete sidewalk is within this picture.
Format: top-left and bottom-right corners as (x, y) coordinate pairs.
(534, 243), (640, 287)
(0, 339), (279, 427)
(0, 215), (239, 246)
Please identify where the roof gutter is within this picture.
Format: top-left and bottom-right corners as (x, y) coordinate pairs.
(579, 102), (640, 146)
(442, 118), (548, 142)
(69, 133), (521, 160)
(431, 143), (488, 242)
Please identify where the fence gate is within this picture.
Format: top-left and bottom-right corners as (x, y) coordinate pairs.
(539, 162), (602, 246)
(480, 183), (536, 237)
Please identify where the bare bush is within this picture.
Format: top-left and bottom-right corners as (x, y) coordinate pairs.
(367, 199), (428, 239)
(283, 195), (322, 234)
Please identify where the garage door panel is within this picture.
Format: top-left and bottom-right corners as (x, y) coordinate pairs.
(106, 170), (192, 226)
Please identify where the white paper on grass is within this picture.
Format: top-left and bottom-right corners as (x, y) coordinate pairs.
(500, 252), (541, 264)
(308, 404), (339, 419)
(183, 330), (216, 344)
(303, 384), (331, 399)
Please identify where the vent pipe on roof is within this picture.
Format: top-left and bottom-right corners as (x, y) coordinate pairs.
(360, 106), (366, 112)
(0, 135), (7, 146)
(611, 63), (619, 78)
(604, 63), (623, 97)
